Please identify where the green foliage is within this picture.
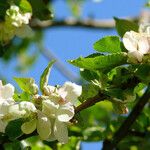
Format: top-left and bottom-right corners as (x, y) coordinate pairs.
(135, 64), (150, 83)
(69, 52), (127, 71)
(5, 119), (24, 140)
(93, 36), (122, 53)
(13, 92), (31, 101)
(4, 141), (22, 150)
(80, 69), (100, 81)
(40, 60), (55, 93)
(114, 17), (139, 37)
(79, 83), (99, 102)
(0, 0), (9, 20)
(27, 0), (52, 20)
(57, 136), (80, 150)
(13, 0), (32, 13)
(14, 77), (38, 95)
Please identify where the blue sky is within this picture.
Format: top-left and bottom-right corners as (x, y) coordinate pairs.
(0, 0), (145, 149)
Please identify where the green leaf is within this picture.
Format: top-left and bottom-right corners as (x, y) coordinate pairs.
(27, 0), (53, 20)
(57, 136), (81, 150)
(80, 69), (99, 81)
(14, 0), (32, 13)
(5, 119), (24, 140)
(13, 92), (31, 102)
(79, 84), (99, 102)
(14, 77), (38, 95)
(4, 141), (22, 150)
(135, 64), (150, 83)
(114, 17), (139, 37)
(93, 36), (122, 53)
(69, 53), (127, 71)
(0, 0), (9, 20)
(40, 60), (55, 93)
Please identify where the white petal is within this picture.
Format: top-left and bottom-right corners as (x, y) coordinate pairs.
(59, 82), (82, 104)
(138, 37), (150, 54)
(37, 111), (51, 140)
(9, 104), (26, 119)
(123, 31), (138, 52)
(21, 119), (36, 134)
(0, 101), (11, 115)
(128, 51), (143, 62)
(0, 83), (14, 100)
(43, 85), (57, 96)
(46, 119), (56, 142)
(19, 101), (36, 113)
(54, 119), (68, 144)
(42, 100), (58, 118)
(57, 103), (74, 122)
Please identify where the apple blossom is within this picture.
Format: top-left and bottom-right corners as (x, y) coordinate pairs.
(0, 5), (33, 44)
(0, 80), (15, 133)
(5, 5), (31, 28)
(21, 82), (82, 143)
(123, 30), (150, 63)
(44, 82), (82, 105)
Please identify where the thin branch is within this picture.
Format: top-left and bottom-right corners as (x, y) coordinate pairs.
(102, 85), (150, 150)
(31, 10), (149, 29)
(75, 92), (106, 113)
(31, 18), (116, 29)
(30, 9), (150, 29)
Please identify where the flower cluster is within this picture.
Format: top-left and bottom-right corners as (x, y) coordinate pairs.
(123, 24), (150, 63)
(0, 5), (32, 45)
(0, 80), (82, 144)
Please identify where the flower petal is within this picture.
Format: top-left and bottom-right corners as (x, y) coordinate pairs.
(42, 100), (58, 118)
(54, 119), (68, 144)
(57, 103), (74, 122)
(0, 83), (14, 100)
(21, 119), (36, 134)
(59, 82), (82, 104)
(138, 36), (150, 54)
(123, 31), (138, 52)
(37, 111), (51, 140)
(128, 51), (143, 63)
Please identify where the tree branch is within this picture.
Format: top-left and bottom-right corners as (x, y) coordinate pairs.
(31, 18), (116, 29)
(102, 85), (150, 150)
(75, 92), (107, 113)
(30, 9), (150, 29)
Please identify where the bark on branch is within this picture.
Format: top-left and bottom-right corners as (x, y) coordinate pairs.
(30, 9), (150, 29)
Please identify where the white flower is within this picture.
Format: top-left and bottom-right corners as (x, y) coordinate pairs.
(6, 5), (32, 27)
(123, 31), (150, 62)
(139, 23), (150, 36)
(58, 82), (82, 105)
(0, 80), (15, 133)
(21, 110), (51, 140)
(0, 5), (32, 44)
(0, 80), (14, 102)
(21, 82), (81, 143)
(44, 82), (82, 105)
(42, 100), (74, 143)
(9, 101), (37, 119)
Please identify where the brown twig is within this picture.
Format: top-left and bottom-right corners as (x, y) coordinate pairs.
(75, 92), (106, 113)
